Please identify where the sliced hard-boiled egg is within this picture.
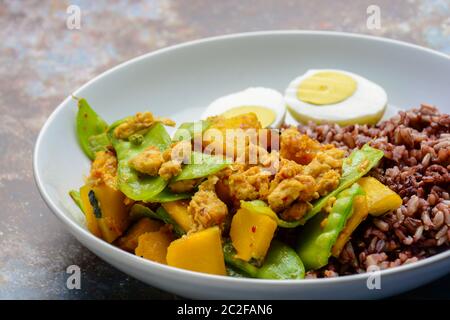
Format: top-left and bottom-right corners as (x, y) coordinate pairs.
(285, 69), (387, 125)
(202, 87), (286, 128)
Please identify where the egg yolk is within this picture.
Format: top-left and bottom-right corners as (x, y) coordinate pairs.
(297, 71), (357, 105)
(221, 106), (276, 128)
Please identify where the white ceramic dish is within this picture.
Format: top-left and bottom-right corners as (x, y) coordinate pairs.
(34, 31), (450, 299)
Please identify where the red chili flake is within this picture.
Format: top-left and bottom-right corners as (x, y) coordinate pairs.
(251, 226), (256, 233)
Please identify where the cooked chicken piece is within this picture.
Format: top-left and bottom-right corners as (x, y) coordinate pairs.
(114, 112), (175, 139)
(267, 174), (316, 212)
(228, 166), (272, 201)
(128, 146), (164, 176)
(168, 179), (198, 193)
(187, 176), (228, 230)
(315, 147), (345, 170)
(88, 150), (118, 189)
(234, 143), (280, 174)
(158, 140), (193, 180)
(280, 201), (312, 221)
(269, 158), (303, 191)
(280, 127), (323, 164)
(163, 140), (192, 163)
(295, 174), (319, 201)
(315, 169), (341, 197)
(158, 160), (182, 180)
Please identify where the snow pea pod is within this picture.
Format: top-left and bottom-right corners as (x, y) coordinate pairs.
(76, 98), (109, 160)
(110, 122), (172, 201)
(296, 183), (365, 270)
(146, 187), (192, 203)
(226, 266), (248, 278)
(223, 240), (305, 279)
(257, 240), (305, 279)
(173, 152), (231, 182)
(69, 190), (83, 211)
(172, 120), (210, 142)
(129, 203), (185, 237)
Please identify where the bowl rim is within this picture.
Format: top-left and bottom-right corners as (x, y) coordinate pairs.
(33, 30), (450, 287)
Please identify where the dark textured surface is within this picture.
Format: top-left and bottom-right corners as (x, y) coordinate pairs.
(0, 0), (449, 299)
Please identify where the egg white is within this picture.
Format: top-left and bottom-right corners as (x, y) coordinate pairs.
(202, 87), (286, 128)
(285, 69), (387, 125)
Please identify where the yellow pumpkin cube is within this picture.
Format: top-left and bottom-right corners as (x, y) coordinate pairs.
(166, 227), (226, 275)
(358, 177), (402, 216)
(332, 195), (369, 257)
(79, 183), (130, 243)
(135, 227), (173, 264)
(117, 218), (163, 252)
(80, 185), (102, 238)
(162, 200), (194, 232)
(230, 207), (278, 262)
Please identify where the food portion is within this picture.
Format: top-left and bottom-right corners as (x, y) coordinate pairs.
(297, 104), (449, 277)
(285, 69), (387, 126)
(69, 75), (448, 279)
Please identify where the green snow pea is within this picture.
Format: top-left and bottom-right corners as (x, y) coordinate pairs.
(226, 266), (248, 278)
(244, 144), (383, 228)
(223, 240), (305, 279)
(257, 240), (305, 279)
(173, 152), (231, 182)
(172, 120), (210, 142)
(109, 121), (172, 201)
(76, 98), (109, 160)
(146, 187), (192, 203)
(87, 132), (110, 154)
(129, 203), (185, 237)
(296, 183), (365, 270)
(69, 190), (83, 211)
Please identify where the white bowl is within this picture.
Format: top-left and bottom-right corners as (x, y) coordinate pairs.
(34, 31), (450, 299)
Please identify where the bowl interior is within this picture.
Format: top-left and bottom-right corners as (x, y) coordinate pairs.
(34, 31), (450, 286)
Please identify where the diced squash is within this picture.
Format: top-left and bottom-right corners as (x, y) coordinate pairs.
(80, 185), (102, 238)
(79, 183), (130, 243)
(203, 113), (262, 156)
(230, 207), (278, 262)
(166, 227), (226, 275)
(135, 227), (173, 264)
(331, 195), (369, 257)
(161, 200), (194, 232)
(116, 218), (163, 252)
(358, 177), (402, 216)
(94, 184), (130, 243)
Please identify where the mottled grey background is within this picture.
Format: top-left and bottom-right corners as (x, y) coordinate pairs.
(0, 0), (449, 299)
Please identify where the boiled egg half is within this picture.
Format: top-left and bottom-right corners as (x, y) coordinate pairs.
(202, 87), (286, 128)
(285, 69), (387, 125)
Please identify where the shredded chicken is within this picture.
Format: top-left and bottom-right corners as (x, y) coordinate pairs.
(128, 146), (164, 176)
(168, 179), (198, 193)
(228, 166), (271, 201)
(114, 112), (175, 139)
(280, 127), (323, 164)
(159, 160), (182, 180)
(87, 150), (118, 189)
(267, 174), (316, 212)
(280, 201), (312, 221)
(158, 140), (192, 180)
(187, 176), (228, 231)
